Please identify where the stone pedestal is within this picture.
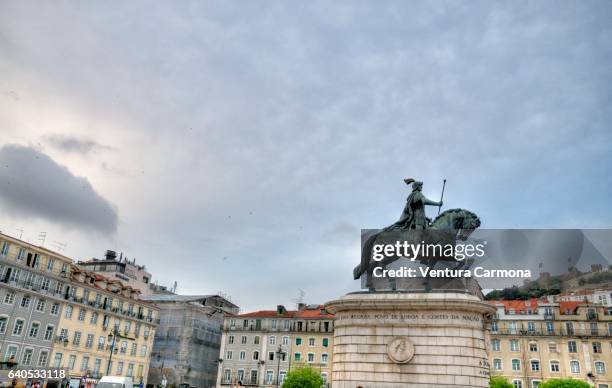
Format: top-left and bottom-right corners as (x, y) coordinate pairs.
(325, 291), (495, 388)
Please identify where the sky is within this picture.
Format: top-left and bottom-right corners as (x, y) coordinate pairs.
(0, 1), (611, 311)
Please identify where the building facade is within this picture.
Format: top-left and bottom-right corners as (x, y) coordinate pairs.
(52, 265), (158, 387)
(0, 233), (72, 376)
(216, 304), (333, 388)
(489, 297), (612, 388)
(144, 295), (239, 388)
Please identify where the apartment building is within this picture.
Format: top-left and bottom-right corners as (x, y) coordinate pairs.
(488, 297), (612, 388)
(53, 265), (158, 386)
(0, 233), (71, 375)
(216, 304), (333, 388)
(77, 251), (153, 296)
(144, 294), (239, 388)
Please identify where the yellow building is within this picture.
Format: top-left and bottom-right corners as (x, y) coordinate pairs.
(51, 265), (158, 386)
(488, 298), (612, 388)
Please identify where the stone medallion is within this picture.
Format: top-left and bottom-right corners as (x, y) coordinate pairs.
(386, 336), (414, 364)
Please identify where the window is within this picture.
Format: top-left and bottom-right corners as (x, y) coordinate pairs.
(268, 352), (275, 361)
(282, 336), (289, 345)
(265, 370), (274, 384)
(41, 278), (50, 291)
(491, 321), (498, 332)
(527, 322), (535, 333)
(513, 380), (523, 388)
(252, 351), (259, 360)
(295, 337), (302, 346)
(510, 339), (519, 351)
(241, 335), (247, 344)
(130, 343), (137, 356)
(93, 358), (101, 375)
(59, 328), (68, 340)
(512, 359), (521, 371)
(98, 336), (105, 351)
(1, 241), (9, 256)
(236, 369), (245, 383)
(140, 345), (147, 357)
(308, 338), (315, 346)
(279, 371), (287, 385)
(294, 353), (301, 362)
(568, 341), (577, 353)
(529, 342), (537, 352)
(21, 349), (33, 365)
(493, 359), (502, 371)
(38, 351), (48, 367)
(226, 350), (233, 360)
(593, 342), (602, 353)
(5, 346), (18, 362)
(546, 321), (554, 334)
(509, 322), (517, 334)
(13, 319), (24, 335)
(530, 360), (540, 372)
(307, 353), (314, 363)
(570, 360), (580, 373)
(595, 361), (606, 374)
(20, 295), (31, 308)
(73, 331), (81, 345)
(0, 317), (7, 333)
(223, 369), (231, 384)
(4, 292), (15, 304)
(90, 312), (98, 324)
(271, 320), (277, 329)
(283, 320), (290, 330)
(51, 303), (60, 315)
(321, 353), (328, 364)
(492, 339), (500, 351)
(270, 335), (276, 345)
(239, 351), (246, 360)
(52, 353), (63, 368)
(126, 363), (134, 377)
(68, 355), (76, 370)
(250, 370), (258, 385)
(566, 322), (574, 335)
(78, 309), (86, 321)
(64, 305), (73, 318)
(86, 334), (94, 348)
(254, 335), (260, 345)
(117, 361), (124, 375)
(36, 299), (45, 312)
(548, 342), (557, 352)
(44, 325), (54, 341)
(120, 341), (127, 354)
(591, 322), (599, 335)
(29, 322), (39, 338)
(228, 335), (234, 344)
(17, 248), (25, 261)
(80, 356), (90, 371)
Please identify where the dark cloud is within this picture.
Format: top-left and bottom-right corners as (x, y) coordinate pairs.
(44, 134), (112, 155)
(0, 144), (117, 234)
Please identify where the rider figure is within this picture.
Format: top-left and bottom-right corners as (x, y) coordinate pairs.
(386, 178), (442, 230)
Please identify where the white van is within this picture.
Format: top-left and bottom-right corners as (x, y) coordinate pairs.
(97, 376), (134, 388)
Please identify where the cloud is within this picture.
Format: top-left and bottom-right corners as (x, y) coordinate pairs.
(0, 144), (118, 235)
(44, 133), (113, 155)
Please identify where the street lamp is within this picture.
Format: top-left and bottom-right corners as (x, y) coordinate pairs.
(275, 346), (283, 387)
(105, 327), (126, 376)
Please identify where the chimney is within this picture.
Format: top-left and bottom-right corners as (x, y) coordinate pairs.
(298, 303), (306, 311)
(276, 305), (286, 315)
(105, 250), (117, 261)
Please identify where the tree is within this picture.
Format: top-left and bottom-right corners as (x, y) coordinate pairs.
(282, 367), (324, 388)
(539, 379), (591, 388)
(490, 376), (513, 388)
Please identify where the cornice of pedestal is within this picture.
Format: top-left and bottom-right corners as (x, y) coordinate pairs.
(325, 291), (496, 316)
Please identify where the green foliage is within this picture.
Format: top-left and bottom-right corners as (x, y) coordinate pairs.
(484, 286), (560, 300)
(539, 379), (591, 388)
(282, 367), (324, 388)
(489, 376), (513, 388)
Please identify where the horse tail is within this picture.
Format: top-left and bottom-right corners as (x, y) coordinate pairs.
(353, 232), (380, 279)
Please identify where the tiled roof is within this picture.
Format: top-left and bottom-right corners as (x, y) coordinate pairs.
(295, 305), (334, 319)
(489, 299), (539, 313)
(238, 310), (296, 318)
(559, 301), (583, 315)
(237, 305), (334, 319)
